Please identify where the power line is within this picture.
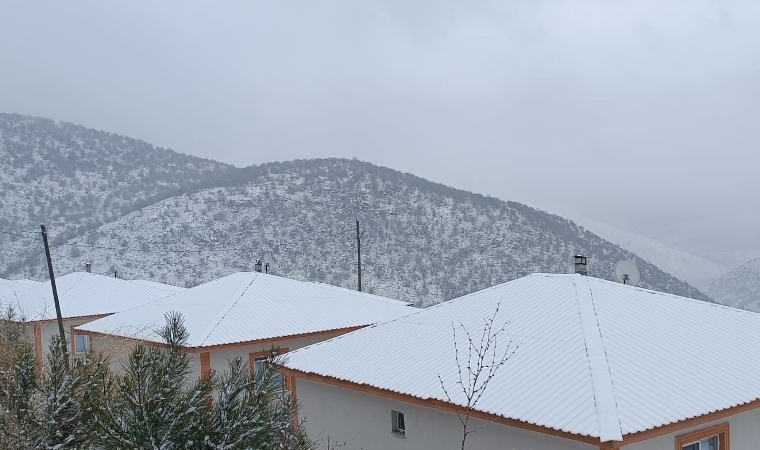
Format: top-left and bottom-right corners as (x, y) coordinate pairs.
(0, 229), (37, 239)
(0, 227), (302, 255)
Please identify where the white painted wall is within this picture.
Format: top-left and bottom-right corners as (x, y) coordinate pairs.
(88, 332), (342, 379)
(31, 317), (100, 360)
(296, 379), (597, 450)
(206, 334), (338, 375)
(624, 407), (760, 450)
(89, 333), (202, 378)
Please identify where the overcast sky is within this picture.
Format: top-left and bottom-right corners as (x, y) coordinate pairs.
(2, 0), (759, 262)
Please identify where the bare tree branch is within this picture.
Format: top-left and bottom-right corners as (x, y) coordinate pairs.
(437, 301), (518, 450)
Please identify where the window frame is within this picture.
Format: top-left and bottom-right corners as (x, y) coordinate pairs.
(676, 423), (729, 450)
(73, 333), (91, 355)
(249, 348), (289, 391)
(391, 409), (406, 437)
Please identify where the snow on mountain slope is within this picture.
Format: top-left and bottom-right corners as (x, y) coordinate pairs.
(0, 113), (230, 274)
(704, 257), (760, 311)
(11, 159), (710, 306)
(565, 215), (728, 290)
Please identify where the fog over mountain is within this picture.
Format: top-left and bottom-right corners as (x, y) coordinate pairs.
(705, 258), (760, 312)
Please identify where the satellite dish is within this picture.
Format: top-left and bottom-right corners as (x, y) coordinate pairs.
(614, 260), (641, 286)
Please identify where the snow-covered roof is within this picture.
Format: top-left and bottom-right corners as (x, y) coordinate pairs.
(75, 272), (416, 348)
(127, 279), (187, 293)
(284, 273), (760, 443)
(0, 278), (40, 298)
(0, 272), (184, 321)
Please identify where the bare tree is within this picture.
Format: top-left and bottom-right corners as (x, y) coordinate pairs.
(438, 301), (517, 450)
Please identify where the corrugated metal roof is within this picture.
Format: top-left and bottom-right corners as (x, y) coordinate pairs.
(0, 278), (40, 298)
(127, 279), (186, 293)
(75, 272), (416, 348)
(0, 273), (184, 320)
(284, 273), (760, 442)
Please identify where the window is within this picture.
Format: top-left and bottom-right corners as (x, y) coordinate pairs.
(676, 424), (729, 450)
(74, 334), (90, 355)
(249, 348), (289, 392)
(253, 356), (285, 391)
(682, 436), (718, 450)
(391, 410), (405, 436)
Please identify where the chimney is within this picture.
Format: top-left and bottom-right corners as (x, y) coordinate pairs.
(84, 263), (92, 273)
(254, 260), (263, 273)
(574, 255), (588, 276)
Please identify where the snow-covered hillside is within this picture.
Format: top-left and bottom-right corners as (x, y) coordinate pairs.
(704, 257), (760, 311)
(566, 215), (728, 290)
(0, 113), (230, 274)
(10, 159), (710, 305)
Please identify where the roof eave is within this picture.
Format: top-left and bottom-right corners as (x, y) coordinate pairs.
(74, 324), (367, 353)
(618, 397), (760, 447)
(280, 366), (606, 447)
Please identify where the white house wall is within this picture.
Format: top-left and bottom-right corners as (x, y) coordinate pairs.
(88, 334), (204, 377)
(206, 334), (342, 375)
(623, 407), (760, 450)
(296, 379), (596, 450)
(33, 317), (100, 360)
(88, 332), (343, 379)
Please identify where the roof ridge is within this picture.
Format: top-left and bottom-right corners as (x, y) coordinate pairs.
(56, 272), (87, 299)
(586, 275), (760, 316)
(573, 276), (623, 443)
(195, 273), (259, 347)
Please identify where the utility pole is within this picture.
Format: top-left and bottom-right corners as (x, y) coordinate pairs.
(40, 225), (68, 359)
(356, 219), (362, 292)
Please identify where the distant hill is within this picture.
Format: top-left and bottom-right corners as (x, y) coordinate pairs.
(0, 113), (230, 274)
(11, 160), (709, 305)
(565, 215), (728, 290)
(1, 114), (709, 305)
(704, 257), (760, 311)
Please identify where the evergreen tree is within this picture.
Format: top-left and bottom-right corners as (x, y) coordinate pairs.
(1, 309), (314, 450)
(204, 353), (311, 450)
(96, 312), (212, 449)
(0, 308), (108, 449)
(39, 336), (107, 448)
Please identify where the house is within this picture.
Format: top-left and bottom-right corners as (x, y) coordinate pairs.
(74, 272), (417, 380)
(282, 273), (760, 450)
(0, 277), (39, 298)
(0, 272), (185, 366)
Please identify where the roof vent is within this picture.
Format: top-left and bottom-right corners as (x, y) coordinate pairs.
(574, 255), (588, 276)
(254, 260), (263, 273)
(84, 263), (92, 273)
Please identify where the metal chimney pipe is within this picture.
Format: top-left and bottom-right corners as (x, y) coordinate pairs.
(574, 255), (588, 276)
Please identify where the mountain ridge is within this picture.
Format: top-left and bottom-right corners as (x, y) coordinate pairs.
(1, 114), (710, 305)
(704, 257), (760, 311)
(561, 214), (728, 290)
(0, 112), (231, 274)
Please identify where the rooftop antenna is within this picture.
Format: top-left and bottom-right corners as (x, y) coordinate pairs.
(614, 260), (641, 286)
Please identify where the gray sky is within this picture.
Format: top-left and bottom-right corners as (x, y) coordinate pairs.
(2, 0), (759, 265)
